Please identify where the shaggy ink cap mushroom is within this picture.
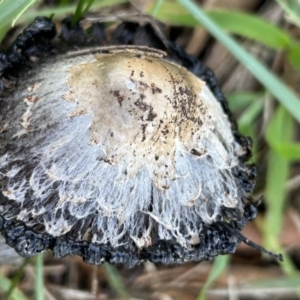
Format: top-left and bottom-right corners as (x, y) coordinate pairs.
(0, 17), (283, 267)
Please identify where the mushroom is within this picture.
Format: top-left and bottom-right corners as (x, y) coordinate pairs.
(0, 17), (282, 268)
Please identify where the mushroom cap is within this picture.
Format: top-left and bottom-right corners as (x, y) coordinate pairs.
(0, 48), (249, 265)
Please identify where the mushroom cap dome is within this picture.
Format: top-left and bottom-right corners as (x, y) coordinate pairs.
(1, 17), (281, 267)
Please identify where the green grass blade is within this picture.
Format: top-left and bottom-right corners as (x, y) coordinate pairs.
(265, 150), (289, 244)
(72, 0), (96, 26)
(263, 154), (298, 281)
(272, 143), (300, 161)
(266, 105), (300, 161)
(103, 263), (129, 299)
(35, 255), (44, 300)
(226, 92), (264, 111)
(286, 41), (300, 75)
(151, 0), (164, 16)
(6, 259), (29, 300)
(154, 2), (291, 49)
(0, 273), (28, 300)
(82, 0), (96, 15)
(263, 106), (299, 281)
(0, 24), (10, 43)
(18, 0), (126, 23)
(176, 0), (300, 124)
(238, 97), (263, 134)
(72, 0), (86, 26)
(266, 105), (293, 144)
(0, 0), (40, 42)
(207, 10), (291, 49)
(265, 106), (292, 236)
(276, 0), (300, 27)
(197, 255), (230, 300)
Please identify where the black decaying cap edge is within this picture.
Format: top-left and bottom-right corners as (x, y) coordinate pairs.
(0, 213), (283, 268)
